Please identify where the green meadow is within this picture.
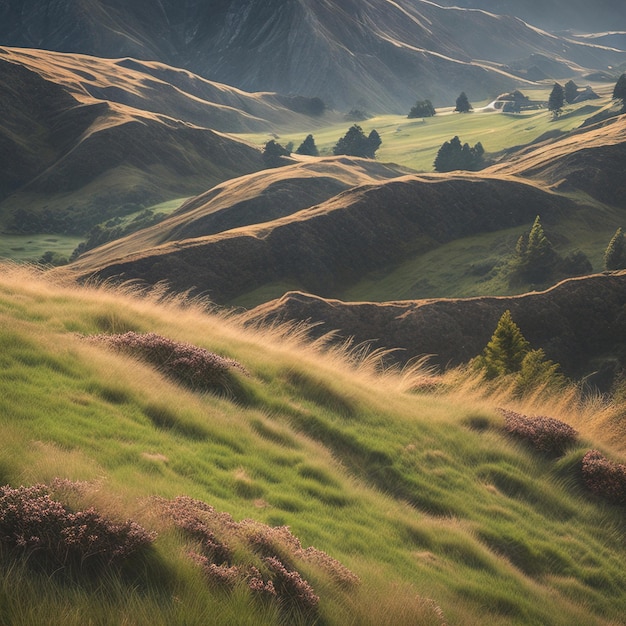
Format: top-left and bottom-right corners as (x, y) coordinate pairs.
(1, 264), (625, 625)
(239, 86), (613, 173)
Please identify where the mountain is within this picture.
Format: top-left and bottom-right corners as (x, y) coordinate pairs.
(0, 47), (332, 235)
(2, 1), (625, 113)
(244, 271), (626, 383)
(431, 0), (626, 34)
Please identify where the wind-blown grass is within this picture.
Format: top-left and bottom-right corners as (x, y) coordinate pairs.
(0, 263), (625, 625)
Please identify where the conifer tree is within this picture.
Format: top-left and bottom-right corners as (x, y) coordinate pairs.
(564, 80), (579, 104)
(613, 73), (626, 112)
(333, 125), (381, 158)
(604, 227), (626, 270)
(296, 134), (319, 156)
(478, 310), (530, 379)
(455, 92), (472, 113)
(512, 216), (557, 283)
(548, 83), (565, 118)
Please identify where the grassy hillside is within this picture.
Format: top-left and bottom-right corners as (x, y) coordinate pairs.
(1, 263), (625, 625)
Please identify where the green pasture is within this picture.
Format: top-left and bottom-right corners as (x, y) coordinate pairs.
(238, 90), (612, 172)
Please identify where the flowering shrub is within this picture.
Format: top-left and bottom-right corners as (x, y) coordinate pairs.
(498, 408), (578, 456)
(90, 332), (248, 394)
(582, 450), (626, 505)
(263, 556), (320, 614)
(154, 495), (359, 616)
(0, 483), (155, 567)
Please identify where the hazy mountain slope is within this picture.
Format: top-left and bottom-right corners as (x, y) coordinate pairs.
(245, 271), (626, 381)
(430, 0), (626, 33)
(65, 172), (578, 302)
(487, 114), (626, 206)
(2, 1), (625, 112)
(0, 47), (286, 233)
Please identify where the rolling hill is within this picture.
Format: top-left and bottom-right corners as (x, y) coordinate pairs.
(64, 167), (582, 304)
(244, 271), (626, 382)
(0, 46), (335, 235)
(1, 0), (625, 113)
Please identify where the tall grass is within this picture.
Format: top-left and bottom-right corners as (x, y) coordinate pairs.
(1, 263), (625, 625)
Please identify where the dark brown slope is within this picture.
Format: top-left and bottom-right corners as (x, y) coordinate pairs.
(244, 271), (626, 381)
(2, 0), (625, 113)
(67, 173), (577, 303)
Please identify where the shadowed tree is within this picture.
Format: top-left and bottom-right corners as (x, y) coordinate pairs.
(434, 136), (484, 172)
(408, 99), (436, 118)
(296, 134), (319, 156)
(511, 215), (558, 283)
(564, 79), (579, 104)
(262, 140), (290, 168)
(548, 82), (564, 118)
(604, 227), (626, 270)
(455, 92), (472, 113)
(333, 125), (382, 158)
(613, 73), (626, 112)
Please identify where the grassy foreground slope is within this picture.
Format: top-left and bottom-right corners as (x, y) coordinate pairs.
(1, 264), (625, 625)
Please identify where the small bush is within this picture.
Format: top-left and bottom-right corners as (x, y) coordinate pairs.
(498, 408), (578, 456)
(0, 483), (155, 568)
(263, 555), (320, 615)
(154, 495), (358, 616)
(90, 332), (248, 395)
(582, 450), (626, 505)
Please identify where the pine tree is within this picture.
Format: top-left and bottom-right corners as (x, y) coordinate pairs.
(604, 227), (626, 270)
(455, 92), (472, 113)
(512, 216), (557, 283)
(295, 134), (319, 156)
(548, 83), (565, 118)
(433, 136), (484, 172)
(564, 80), (579, 104)
(478, 310), (531, 379)
(262, 140), (290, 168)
(613, 73), (626, 112)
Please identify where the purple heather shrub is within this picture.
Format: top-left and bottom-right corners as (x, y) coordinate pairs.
(498, 408), (578, 456)
(90, 332), (248, 393)
(582, 450), (626, 505)
(263, 556), (320, 614)
(0, 483), (155, 567)
(155, 495), (357, 615)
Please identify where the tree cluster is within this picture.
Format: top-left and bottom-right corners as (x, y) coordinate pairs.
(332, 124), (381, 158)
(508, 216), (591, 285)
(433, 135), (484, 172)
(262, 139), (291, 168)
(408, 99), (436, 118)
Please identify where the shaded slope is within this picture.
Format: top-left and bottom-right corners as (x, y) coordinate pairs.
(487, 114), (626, 207)
(245, 271), (626, 380)
(2, 1), (625, 112)
(67, 157), (412, 264)
(0, 47), (267, 233)
(432, 0), (626, 33)
(66, 172), (577, 303)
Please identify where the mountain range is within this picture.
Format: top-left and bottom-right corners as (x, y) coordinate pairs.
(2, 0), (625, 112)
